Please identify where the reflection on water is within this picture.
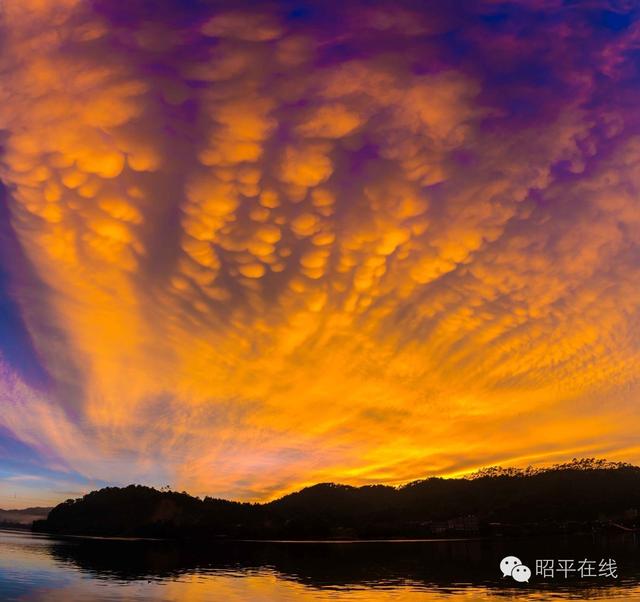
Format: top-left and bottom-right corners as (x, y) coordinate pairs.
(1, 529), (639, 601)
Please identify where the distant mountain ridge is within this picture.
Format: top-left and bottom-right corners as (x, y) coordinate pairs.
(0, 507), (52, 527)
(31, 459), (640, 539)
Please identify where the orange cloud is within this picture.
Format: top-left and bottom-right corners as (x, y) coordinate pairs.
(1, 0), (640, 502)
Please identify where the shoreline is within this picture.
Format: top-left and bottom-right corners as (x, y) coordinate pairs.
(2, 526), (483, 543)
(9, 528), (634, 544)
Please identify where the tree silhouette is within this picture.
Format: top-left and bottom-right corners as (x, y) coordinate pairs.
(32, 459), (640, 540)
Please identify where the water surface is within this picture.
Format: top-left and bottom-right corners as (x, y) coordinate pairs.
(1, 529), (639, 600)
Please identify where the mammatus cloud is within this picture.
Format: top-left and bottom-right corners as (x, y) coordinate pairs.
(1, 0), (640, 503)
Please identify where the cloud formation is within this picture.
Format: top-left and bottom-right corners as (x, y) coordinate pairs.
(1, 0), (640, 504)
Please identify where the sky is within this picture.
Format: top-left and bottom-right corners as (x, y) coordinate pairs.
(1, 0), (640, 509)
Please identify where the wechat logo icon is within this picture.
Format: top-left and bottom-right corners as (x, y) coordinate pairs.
(500, 556), (531, 583)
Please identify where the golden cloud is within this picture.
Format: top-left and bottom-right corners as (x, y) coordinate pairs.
(1, 0), (640, 500)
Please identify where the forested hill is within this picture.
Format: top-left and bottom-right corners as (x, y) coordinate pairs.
(32, 459), (640, 539)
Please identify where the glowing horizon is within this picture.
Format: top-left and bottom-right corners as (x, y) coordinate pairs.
(2, 0), (640, 509)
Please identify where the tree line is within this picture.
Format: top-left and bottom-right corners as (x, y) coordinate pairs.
(33, 459), (640, 539)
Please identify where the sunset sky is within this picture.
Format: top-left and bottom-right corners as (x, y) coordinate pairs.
(1, 0), (640, 508)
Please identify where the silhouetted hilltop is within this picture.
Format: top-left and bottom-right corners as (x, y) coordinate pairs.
(33, 459), (640, 539)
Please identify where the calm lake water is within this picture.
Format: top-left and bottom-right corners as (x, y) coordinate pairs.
(2, 528), (640, 601)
